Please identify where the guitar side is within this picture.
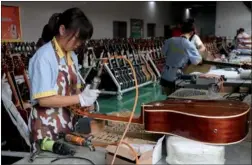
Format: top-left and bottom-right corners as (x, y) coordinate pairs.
(143, 107), (250, 145)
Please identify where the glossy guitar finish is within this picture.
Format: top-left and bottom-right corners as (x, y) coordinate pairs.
(143, 99), (250, 145)
(139, 44), (156, 81)
(69, 98), (250, 145)
(135, 46), (151, 81)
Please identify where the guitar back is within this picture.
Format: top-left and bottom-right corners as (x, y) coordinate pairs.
(183, 50), (215, 74)
(142, 99), (250, 145)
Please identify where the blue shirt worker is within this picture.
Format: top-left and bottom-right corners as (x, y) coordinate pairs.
(28, 8), (100, 153)
(160, 21), (202, 95)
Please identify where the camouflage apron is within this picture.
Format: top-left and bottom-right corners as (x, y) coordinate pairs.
(30, 40), (78, 145)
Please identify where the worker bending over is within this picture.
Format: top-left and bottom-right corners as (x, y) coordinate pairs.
(160, 21), (202, 95)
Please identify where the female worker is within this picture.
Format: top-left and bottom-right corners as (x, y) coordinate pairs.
(187, 18), (206, 53)
(28, 8), (100, 151)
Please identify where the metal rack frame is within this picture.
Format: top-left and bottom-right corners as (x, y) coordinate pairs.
(100, 63), (153, 100)
(81, 48), (162, 100)
(140, 51), (162, 80)
(82, 47), (98, 81)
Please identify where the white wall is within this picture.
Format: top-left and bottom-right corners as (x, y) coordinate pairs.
(215, 1), (252, 38)
(2, 1), (173, 42)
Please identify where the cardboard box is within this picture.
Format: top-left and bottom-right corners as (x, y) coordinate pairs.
(105, 135), (165, 165)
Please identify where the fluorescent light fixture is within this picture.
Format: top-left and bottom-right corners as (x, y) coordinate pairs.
(185, 8), (190, 19)
(149, 1), (155, 5)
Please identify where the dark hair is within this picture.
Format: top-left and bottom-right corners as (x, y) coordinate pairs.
(46, 8), (93, 41)
(187, 18), (195, 24)
(41, 24), (52, 43)
(181, 21), (195, 34)
(36, 38), (45, 49)
(238, 28), (245, 33)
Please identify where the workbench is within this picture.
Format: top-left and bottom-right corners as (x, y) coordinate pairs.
(13, 140), (251, 164)
(176, 78), (251, 90)
(13, 88), (252, 165)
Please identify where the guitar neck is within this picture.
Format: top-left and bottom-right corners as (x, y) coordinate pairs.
(203, 60), (250, 69)
(70, 107), (143, 124)
(89, 113), (142, 124)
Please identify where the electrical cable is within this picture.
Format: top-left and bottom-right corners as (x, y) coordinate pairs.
(50, 156), (95, 165)
(107, 55), (139, 165)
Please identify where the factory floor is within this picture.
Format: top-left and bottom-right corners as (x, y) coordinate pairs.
(97, 84), (166, 114)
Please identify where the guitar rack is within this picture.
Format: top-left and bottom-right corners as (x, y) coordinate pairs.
(81, 47), (98, 81)
(101, 63), (154, 100)
(81, 39), (166, 100)
(139, 51), (161, 81)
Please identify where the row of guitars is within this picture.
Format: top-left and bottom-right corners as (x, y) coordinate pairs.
(136, 41), (166, 73)
(97, 43), (159, 91)
(2, 42), (37, 55)
(2, 42), (37, 70)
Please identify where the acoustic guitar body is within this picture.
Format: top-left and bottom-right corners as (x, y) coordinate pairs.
(142, 99), (250, 145)
(183, 51), (214, 74)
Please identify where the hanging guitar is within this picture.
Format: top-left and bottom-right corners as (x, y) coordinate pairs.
(135, 44), (151, 82)
(69, 98), (250, 145)
(125, 44), (143, 85)
(106, 44), (126, 90)
(2, 57), (22, 108)
(112, 44), (130, 89)
(2, 57), (30, 123)
(130, 44), (146, 84)
(115, 44), (134, 88)
(122, 43), (135, 87)
(12, 55), (31, 92)
(139, 44), (156, 81)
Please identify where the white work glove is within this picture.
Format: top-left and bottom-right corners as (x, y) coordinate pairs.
(78, 84), (100, 107)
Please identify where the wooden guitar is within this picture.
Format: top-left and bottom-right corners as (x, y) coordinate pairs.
(139, 44), (156, 81)
(183, 50), (216, 74)
(131, 44), (147, 84)
(202, 59), (252, 69)
(2, 57), (31, 123)
(69, 99), (250, 145)
(126, 44), (143, 84)
(148, 42), (165, 73)
(12, 55), (31, 92)
(183, 57), (252, 74)
(113, 44), (132, 89)
(106, 45), (127, 90)
(122, 44), (135, 87)
(117, 44), (134, 88)
(2, 58), (22, 107)
(135, 45), (151, 81)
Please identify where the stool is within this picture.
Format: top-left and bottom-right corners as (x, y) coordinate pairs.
(166, 136), (225, 164)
